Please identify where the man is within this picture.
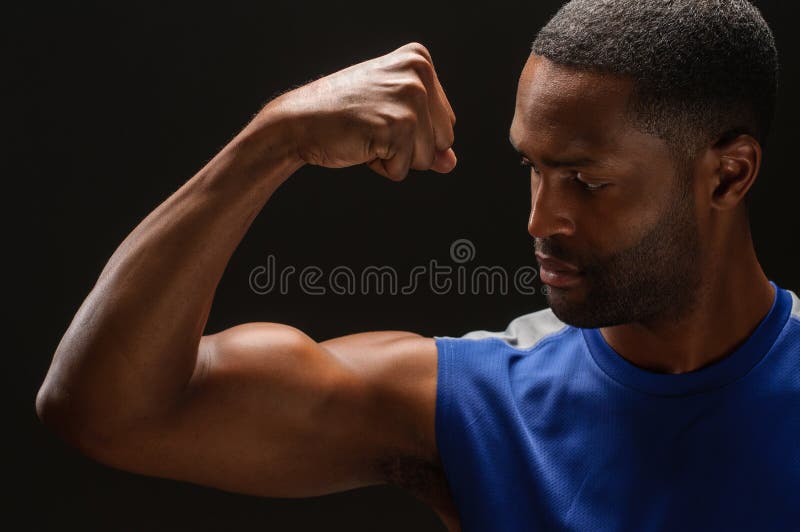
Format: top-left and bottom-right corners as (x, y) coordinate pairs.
(36, 0), (799, 530)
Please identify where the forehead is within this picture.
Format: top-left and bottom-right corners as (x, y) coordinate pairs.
(510, 55), (638, 157)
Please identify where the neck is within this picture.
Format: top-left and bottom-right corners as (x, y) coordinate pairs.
(600, 226), (774, 374)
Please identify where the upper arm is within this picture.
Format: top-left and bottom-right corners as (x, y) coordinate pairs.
(89, 322), (440, 499)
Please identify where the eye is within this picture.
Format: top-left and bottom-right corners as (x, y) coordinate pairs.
(573, 174), (607, 191)
(520, 158), (607, 192)
(519, 158), (539, 175)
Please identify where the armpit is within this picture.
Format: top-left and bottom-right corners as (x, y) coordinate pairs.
(376, 452), (461, 531)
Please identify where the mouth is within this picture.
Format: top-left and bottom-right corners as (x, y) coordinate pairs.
(535, 253), (583, 289)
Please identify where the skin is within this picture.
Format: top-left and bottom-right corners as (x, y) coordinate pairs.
(36, 43), (774, 532)
(510, 55), (774, 373)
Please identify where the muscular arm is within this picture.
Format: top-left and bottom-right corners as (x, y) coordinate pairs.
(36, 42), (460, 528)
(36, 105), (303, 446)
(87, 323), (441, 498)
(36, 105), (443, 482)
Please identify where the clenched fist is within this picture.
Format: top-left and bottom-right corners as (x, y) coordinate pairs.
(258, 42), (457, 181)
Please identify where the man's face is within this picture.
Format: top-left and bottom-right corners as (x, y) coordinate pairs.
(509, 55), (703, 328)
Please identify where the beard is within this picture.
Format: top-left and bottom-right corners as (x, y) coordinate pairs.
(537, 177), (703, 329)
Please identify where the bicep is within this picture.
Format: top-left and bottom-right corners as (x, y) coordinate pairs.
(92, 322), (437, 499)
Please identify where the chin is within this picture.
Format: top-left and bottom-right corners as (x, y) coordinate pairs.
(544, 284), (621, 329)
(545, 286), (587, 325)
(548, 301), (598, 328)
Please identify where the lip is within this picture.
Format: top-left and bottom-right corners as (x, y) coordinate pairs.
(535, 253), (582, 288)
(539, 265), (582, 288)
(535, 253), (580, 272)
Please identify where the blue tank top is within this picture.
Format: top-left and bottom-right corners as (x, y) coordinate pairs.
(434, 281), (800, 531)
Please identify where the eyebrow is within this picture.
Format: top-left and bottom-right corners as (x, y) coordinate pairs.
(509, 135), (599, 169)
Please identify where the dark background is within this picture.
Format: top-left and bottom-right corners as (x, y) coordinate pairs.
(10, 1), (798, 530)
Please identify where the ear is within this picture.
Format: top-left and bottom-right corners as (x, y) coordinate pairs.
(707, 132), (761, 210)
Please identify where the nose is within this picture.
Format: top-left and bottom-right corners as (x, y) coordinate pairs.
(527, 175), (576, 239)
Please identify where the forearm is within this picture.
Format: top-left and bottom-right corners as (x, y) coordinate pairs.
(37, 102), (304, 440)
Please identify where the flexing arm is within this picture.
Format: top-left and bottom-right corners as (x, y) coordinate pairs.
(36, 42), (458, 524)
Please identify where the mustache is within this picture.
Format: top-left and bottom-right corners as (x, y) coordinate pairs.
(535, 238), (579, 265)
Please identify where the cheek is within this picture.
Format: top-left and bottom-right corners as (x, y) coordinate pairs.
(688, 180), (709, 236)
(576, 188), (665, 258)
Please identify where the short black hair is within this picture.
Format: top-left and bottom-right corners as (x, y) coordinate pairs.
(531, 0), (779, 184)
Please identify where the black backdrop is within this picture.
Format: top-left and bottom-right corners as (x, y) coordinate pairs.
(10, 1), (798, 530)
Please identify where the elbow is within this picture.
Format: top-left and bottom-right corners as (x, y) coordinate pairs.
(36, 387), (140, 478)
(35, 377), (120, 458)
(35, 372), (69, 433)
(35, 382), (55, 427)
(35, 381), (75, 435)
(36, 337), (94, 445)
(35, 378), (154, 479)
(35, 380), (85, 447)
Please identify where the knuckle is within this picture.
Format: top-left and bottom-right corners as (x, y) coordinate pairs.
(397, 79), (428, 101)
(398, 110), (418, 128)
(373, 110), (416, 140)
(403, 41), (432, 59)
(406, 56), (435, 85)
(406, 52), (432, 71)
(386, 105), (417, 125)
(390, 115), (417, 137)
(397, 50), (433, 77)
